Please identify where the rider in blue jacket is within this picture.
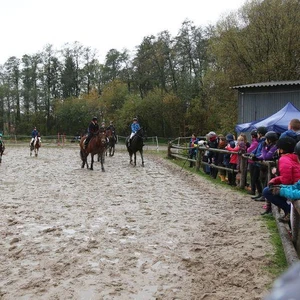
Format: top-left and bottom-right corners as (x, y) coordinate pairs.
(129, 117), (140, 145)
(30, 127), (39, 146)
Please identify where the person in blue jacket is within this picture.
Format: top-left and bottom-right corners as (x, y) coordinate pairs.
(188, 133), (199, 167)
(30, 127), (39, 146)
(249, 126), (268, 201)
(279, 118), (300, 141)
(128, 117), (141, 145)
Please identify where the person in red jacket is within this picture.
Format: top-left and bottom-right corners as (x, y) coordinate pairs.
(225, 135), (243, 186)
(262, 137), (300, 221)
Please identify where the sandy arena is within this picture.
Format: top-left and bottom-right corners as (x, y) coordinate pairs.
(0, 145), (274, 300)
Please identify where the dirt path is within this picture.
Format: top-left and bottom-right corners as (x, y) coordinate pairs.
(0, 146), (274, 300)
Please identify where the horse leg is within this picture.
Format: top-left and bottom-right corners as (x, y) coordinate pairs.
(134, 152), (137, 166)
(80, 150), (87, 168)
(140, 150), (144, 167)
(100, 152), (105, 172)
(90, 155), (94, 170)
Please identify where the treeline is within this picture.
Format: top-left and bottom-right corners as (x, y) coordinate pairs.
(1, 0), (300, 138)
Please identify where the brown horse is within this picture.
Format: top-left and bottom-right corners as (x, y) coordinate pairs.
(80, 130), (107, 171)
(105, 129), (115, 157)
(30, 137), (41, 157)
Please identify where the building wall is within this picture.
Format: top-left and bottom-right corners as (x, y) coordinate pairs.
(237, 86), (300, 123)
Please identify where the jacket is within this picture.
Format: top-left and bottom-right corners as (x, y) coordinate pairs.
(279, 180), (300, 200)
(226, 144), (239, 164)
(258, 143), (278, 161)
(269, 153), (300, 185)
(88, 121), (99, 134)
(247, 138), (259, 164)
(131, 122), (140, 133)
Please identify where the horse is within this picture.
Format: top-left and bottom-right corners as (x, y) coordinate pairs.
(80, 130), (107, 171)
(106, 129), (116, 157)
(0, 141), (5, 163)
(126, 128), (145, 167)
(30, 136), (41, 157)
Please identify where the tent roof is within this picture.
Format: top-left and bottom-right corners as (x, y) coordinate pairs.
(235, 102), (300, 133)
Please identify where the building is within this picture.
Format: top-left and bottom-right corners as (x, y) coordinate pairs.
(232, 80), (300, 124)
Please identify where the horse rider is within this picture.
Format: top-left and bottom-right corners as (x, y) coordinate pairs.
(128, 117), (141, 146)
(100, 121), (106, 132)
(30, 127), (39, 146)
(107, 121), (117, 142)
(84, 117), (99, 149)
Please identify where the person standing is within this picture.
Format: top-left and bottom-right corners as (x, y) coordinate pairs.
(84, 117), (99, 149)
(188, 133), (199, 168)
(249, 126), (268, 201)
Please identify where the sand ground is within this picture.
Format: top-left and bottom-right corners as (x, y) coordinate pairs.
(0, 145), (274, 300)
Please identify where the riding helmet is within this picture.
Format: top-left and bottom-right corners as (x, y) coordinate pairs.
(250, 129), (258, 138)
(92, 117), (98, 121)
(265, 131), (279, 143)
(133, 117), (138, 121)
(295, 141), (300, 156)
(226, 133), (234, 142)
(276, 137), (296, 153)
(257, 126), (268, 136)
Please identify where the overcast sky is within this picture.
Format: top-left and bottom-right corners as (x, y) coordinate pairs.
(0, 0), (246, 65)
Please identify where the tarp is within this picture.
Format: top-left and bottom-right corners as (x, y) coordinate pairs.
(235, 102), (300, 133)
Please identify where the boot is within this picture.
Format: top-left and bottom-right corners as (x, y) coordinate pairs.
(219, 175), (226, 182)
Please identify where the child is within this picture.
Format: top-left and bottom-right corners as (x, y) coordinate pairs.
(262, 137), (300, 222)
(225, 135), (243, 186)
(188, 133), (199, 167)
(271, 141), (300, 200)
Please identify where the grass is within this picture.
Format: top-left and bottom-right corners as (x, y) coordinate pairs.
(167, 156), (288, 280)
(262, 214), (288, 277)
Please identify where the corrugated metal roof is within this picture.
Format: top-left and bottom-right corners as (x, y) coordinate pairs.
(232, 80), (300, 89)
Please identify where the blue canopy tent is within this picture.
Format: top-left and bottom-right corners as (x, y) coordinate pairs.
(235, 102), (300, 133)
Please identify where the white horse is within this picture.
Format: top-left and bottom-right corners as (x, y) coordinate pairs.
(30, 136), (41, 157)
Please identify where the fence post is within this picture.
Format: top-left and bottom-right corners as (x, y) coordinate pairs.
(196, 147), (201, 171)
(168, 141), (172, 158)
(239, 153), (247, 189)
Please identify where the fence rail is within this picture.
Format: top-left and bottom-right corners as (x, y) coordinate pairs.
(168, 137), (300, 263)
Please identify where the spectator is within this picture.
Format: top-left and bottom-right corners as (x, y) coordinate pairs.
(225, 135), (242, 186)
(279, 118), (300, 141)
(206, 131), (219, 178)
(258, 131), (279, 215)
(223, 133), (236, 181)
(236, 133), (248, 186)
(275, 141), (300, 200)
(249, 126), (268, 201)
(188, 133), (199, 168)
(262, 137), (300, 222)
(216, 135), (227, 182)
(247, 129), (259, 195)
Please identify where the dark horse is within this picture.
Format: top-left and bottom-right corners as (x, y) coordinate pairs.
(126, 128), (144, 167)
(0, 140), (5, 163)
(80, 130), (107, 171)
(106, 129), (116, 157)
(30, 136), (41, 157)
